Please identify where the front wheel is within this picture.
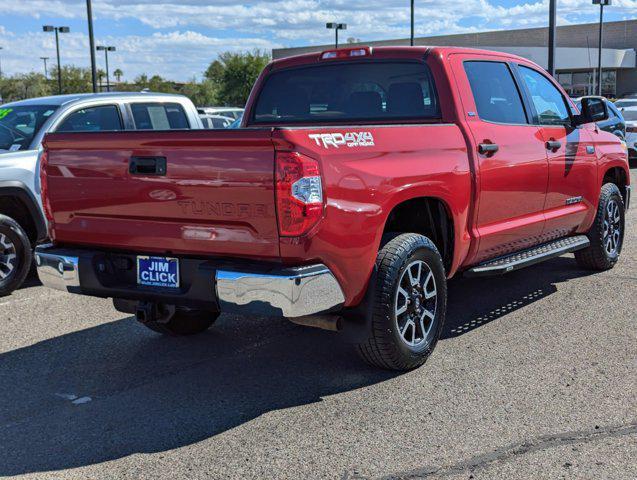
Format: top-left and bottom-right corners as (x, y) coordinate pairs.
(356, 233), (447, 371)
(0, 214), (33, 297)
(575, 183), (625, 271)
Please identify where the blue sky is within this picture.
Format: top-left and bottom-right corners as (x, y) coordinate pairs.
(1, 0), (636, 82)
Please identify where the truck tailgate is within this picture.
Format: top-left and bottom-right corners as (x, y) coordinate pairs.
(42, 130), (279, 259)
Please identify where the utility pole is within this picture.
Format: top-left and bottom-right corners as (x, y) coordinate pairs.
(547, 0), (556, 77)
(410, 0), (415, 46)
(86, 0), (98, 93)
(40, 57), (49, 79)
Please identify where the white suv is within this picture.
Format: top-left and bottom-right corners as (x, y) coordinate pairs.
(0, 92), (202, 296)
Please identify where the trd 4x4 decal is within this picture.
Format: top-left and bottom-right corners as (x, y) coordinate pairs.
(308, 132), (375, 149)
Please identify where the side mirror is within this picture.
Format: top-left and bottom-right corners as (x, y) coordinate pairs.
(574, 97), (608, 126)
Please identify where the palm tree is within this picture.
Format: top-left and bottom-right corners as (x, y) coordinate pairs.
(113, 68), (123, 83)
(97, 69), (105, 92)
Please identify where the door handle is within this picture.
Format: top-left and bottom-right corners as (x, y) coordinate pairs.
(478, 143), (499, 155)
(545, 140), (562, 151)
(129, 156), (167, 176)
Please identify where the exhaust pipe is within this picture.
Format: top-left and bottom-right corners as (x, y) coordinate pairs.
(288, 315), (343, 332)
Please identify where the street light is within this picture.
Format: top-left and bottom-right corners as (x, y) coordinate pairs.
(86, 0), (98, 93)
(326, 23), (347, 49)
(43, 25), (70, 94)
(0, 46), (3, 79)
(593, 0), (611, 96)
(40, 57), (49, 79)
(96, 46), (116, 92)
(547, 0), (556, 77)
(410, 0), (415, 46)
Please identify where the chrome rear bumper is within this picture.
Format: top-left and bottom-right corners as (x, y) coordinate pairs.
(34, 245), (345, 318)
(216, 265), (345, 318)
(34, 245), (81, 292)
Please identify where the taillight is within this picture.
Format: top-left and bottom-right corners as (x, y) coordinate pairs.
(627, 126), (637, 133)
(39, 148), (54, 234)
(275, 151), (324, 236)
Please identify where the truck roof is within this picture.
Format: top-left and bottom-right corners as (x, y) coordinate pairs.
(1, 91), (189, 108)
(270, 46), (536, 70)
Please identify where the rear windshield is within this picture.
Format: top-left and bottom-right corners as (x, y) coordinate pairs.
(0, 105), (58, 152)
(252, 61), (440, 125)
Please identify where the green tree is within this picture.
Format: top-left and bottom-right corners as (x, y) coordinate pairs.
(181, 78), (218, 107)
(113, 68), (123, 83)
(204, 50), (270, 107)
(49, 65), (93, 94)
(0, 73), (51, 102)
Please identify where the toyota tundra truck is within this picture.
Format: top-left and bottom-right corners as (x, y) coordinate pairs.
(35, 47), (631, 371)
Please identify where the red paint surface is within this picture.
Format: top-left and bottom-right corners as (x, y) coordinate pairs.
(42, 46), (631, 307)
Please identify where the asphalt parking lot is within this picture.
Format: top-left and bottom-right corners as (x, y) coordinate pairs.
(1, 168), (635, 480)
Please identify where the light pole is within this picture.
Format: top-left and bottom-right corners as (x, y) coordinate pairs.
(326, 23), (347, 49)
(547, 0), (556, 77)
(96, 46), (116, 92)
(86, 0), (98, 93)
(40, 57), (50, 79)
(593, 0), (611, 96)
(43, 25), (70, 94)
(0, 46), (3, 79)
(410, 0), (415, 46)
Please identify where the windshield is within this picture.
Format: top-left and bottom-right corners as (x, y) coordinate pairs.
(0, 105), (58, 152)
(615, 100), (637, 109)
(621, 110), (637, 121)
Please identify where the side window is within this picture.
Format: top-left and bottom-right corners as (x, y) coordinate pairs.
(464, 61), (527, 124)
(130, 103), (190, 130)
(57, 105), (122, 132)
(518, 66), (570, 125)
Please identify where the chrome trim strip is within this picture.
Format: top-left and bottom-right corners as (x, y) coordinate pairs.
(34, 244), (80, 292)
(215, 264), (345, 318)
(625, 185), (631, 211)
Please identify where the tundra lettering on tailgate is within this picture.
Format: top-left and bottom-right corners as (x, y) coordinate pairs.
(309, 132), (375, 149)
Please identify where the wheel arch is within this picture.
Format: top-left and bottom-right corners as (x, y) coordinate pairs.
(601, 165), (629, 205)
(381, 196), (455, 272)
(0, 181), (47, 245)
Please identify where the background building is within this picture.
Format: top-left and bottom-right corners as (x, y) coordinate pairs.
(273, 20), (637, 98)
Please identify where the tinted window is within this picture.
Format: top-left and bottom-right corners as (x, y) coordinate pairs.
(131, 103), (189, 130)
(57, 105), (122, 133)
(253, 62), (440, 124)
(519, 66), (570, 125)
(0, 104), (58, 152)
(464, 61), (527, 124)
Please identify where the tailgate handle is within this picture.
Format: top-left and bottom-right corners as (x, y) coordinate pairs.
(129, 156), (167, 176)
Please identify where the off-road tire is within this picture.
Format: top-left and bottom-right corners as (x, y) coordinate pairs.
(356, 233), (447, 371)
(143, 308), (220, 336)
(575, 183), (625, 270)
(0, 214), (33, 297)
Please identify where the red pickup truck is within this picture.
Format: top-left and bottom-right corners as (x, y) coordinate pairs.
(36, 46), (630, 371)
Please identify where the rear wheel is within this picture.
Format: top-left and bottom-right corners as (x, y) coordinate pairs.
(142, 307), (220, 336)
(356, 233), (447, 371)
(0, 214), (32, 297)
(575, 183), (625, 270)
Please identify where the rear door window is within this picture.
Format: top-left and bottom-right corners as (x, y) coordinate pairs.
(253, 61), (440, 125)
(464, 61), (528, 124)
(57, 105), (123, 132)
(130, 103), (190, 130)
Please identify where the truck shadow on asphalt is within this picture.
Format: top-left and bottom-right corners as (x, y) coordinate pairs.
(0, 256), (595, 476)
